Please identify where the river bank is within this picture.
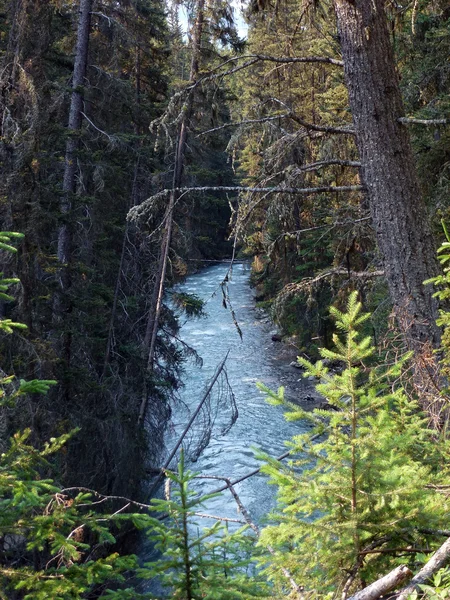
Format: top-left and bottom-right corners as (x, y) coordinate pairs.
(252, 306), (324, 411)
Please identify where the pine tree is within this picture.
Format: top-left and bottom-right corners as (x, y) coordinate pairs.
(0, 234), (143, 600)
(139, 452), (268, 600)
(257, 292), (450, 598)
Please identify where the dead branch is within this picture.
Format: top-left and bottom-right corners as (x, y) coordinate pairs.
(147, 352), (230, 496)
(193, 512), (246, 524)
(346, 565), (413, 600)
(129, 185), (364, 224)
(196, 474), (304, 597)
(60, 487), (152, 510)
(398, 117), (448, 126)
(169, 184), (362, 195)
(289, 112), (355, 134)
(197, 114), (356, 138)
(192, 53), (344, 87)
(299, 159), (361, 171)
(196, 113), (292, 136)
(396, 537), (450, 600)
(252, 53), (343, 66)
(279, 267), (385, 295)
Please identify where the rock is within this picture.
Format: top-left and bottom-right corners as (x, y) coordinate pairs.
(303, 394), (316, 402)
(271, 333), (283, 342)
(289, 360), (302, 369)
(322, 358), (345, 372)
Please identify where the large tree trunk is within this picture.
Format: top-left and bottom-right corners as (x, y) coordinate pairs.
(333, 0), (443, 421)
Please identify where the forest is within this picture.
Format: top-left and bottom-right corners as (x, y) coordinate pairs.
(0, 0), (450, 598)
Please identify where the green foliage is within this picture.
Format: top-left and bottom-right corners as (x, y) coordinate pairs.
(416, 567), (450, 600)
(425, 221), (450, 383)
(139, 452), (268, 600)
(171, 292), (206, 318)
(0, 235), (142, 599)
(0, 234), (27, 331)
(0, 427), (140, 599)
(257, 292), (450, 598)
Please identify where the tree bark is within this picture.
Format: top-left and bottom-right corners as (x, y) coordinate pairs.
(333, 0), (443, 422)
(54, 0), (93, 400)
(345, 565), (412, 600)
(333, 0), (440, 351)
(137, 0), (205, 425)
(58, 0), (93, 271)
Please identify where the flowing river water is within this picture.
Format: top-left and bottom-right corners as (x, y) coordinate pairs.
(166, 261), (317, 525)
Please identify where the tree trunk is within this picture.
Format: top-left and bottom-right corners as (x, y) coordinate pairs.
(138, 0), (205, 425)
(58, 0), (93, 272)
(333, 0), (443, 421)
(55, 0), (93, 400)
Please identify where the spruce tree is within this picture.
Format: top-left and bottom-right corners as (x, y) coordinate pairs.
(139, 452), (268, 600)
(257, 292), (450, 598)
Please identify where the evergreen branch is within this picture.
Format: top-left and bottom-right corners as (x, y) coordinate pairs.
(192, 53), (343, 88)
(398, 117), (448, 126)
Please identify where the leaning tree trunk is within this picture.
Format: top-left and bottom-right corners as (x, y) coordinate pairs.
(333, 0), (443, 423)
(138, 0), (205, 425)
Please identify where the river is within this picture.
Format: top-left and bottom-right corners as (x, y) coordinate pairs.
(167, 261), (316, 526)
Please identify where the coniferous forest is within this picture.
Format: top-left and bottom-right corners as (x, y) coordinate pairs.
(0, 0), (450, 598)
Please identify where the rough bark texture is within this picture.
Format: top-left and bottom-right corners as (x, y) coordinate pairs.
(53, 0), (93, 401)
(58, 0), (93, 269)
(333, 0), (440, 350)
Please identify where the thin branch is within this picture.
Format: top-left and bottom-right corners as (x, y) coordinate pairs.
(147, 352), (230, 496)
(197, 114), (356, 138)
(289, 112), (355, 134)
(61, 487), (152, 510)
(251, 53), (344, 67)
(81, 111), (117, 143)
(299, 159), (361, 171)
(279, 267), (384, 294)
(193, 53), (343, 87)
(193, 512), (246, 524)
(398, 117), (448, 126)
(196, 113), (292, 137)
(172, 184), (362, 195)
(129, 185), (364, 223)
(195, 474), (304, 597)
